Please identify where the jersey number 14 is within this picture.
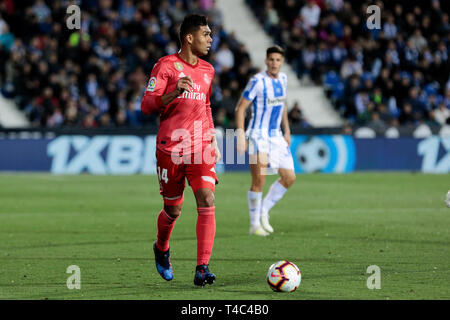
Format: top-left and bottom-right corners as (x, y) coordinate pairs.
(157, 167), (168, 183)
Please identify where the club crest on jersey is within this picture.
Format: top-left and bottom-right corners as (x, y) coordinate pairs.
(146, 77), (157, 92)
(275, 87), (282, 95)
(203, 73), (211, 85)
(174, 62), (184, 71)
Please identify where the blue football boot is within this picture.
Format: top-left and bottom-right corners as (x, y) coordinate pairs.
(194, 264), (216, 286)
(153, 242), (173, 281)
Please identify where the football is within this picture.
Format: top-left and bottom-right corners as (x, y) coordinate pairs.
(266, 260), (301, 292)
(446, 190), (450, 208)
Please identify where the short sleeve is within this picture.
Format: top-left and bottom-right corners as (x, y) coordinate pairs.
(242, 76), (260, 101)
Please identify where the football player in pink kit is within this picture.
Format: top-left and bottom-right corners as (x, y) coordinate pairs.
(140, 14), (221, 286)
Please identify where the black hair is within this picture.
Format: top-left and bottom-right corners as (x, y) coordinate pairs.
(179, 14), (208, 44)
(266, 45), (285, 57)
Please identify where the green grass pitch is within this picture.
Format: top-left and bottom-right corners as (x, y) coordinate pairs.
(0, 172), (448, 300)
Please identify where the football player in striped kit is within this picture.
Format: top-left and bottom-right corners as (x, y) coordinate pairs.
(235, 46), (296, 236)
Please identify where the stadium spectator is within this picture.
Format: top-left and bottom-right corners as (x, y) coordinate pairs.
(405, 86), (427, 120)
(263, 0), (280, 35)
(215, 42), (234, 73)
(0, 24), (14, 51)
(383, 14), (398, 40)
(399, 103), (416, 126)
(63, 99), (81, 127)
(301, 42), (317, 83)
(341, 75), (361, 119)
(215, 87), (235, 125)
(300, 0), (321, 32)
(434, 102), (450, 125)
(288, 101), (310, 128)
(0, 12), (7, 35)
(368, 110), (387, 132)
(355, 91), (373, 125)
(377, 103), (394, 124)
(340, 53), (363, 80)
(31, 0), (51, 23)
(168, 0), (186, 24)
(409, 29), (428, 53)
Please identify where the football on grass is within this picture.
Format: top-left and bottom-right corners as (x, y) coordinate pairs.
(267, 260), (301, 292)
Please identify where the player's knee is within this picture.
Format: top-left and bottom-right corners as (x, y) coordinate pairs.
(251, 177), (265, 191)
(164, 204), (182, 218)
(281, 174), (296, 188)
(197, 194), (215, 207)
(195, 189), (215, 207)
(288, 174), (297, 186)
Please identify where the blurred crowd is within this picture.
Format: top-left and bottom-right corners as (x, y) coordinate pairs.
(0, 0), (267, 129)
(249, 0), (450, 130)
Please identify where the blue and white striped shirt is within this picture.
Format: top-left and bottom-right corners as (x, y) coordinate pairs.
(242, 71), (288, 138)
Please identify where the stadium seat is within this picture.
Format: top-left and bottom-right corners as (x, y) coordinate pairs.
(385, 127), (400, 138)
(438, 125), (450, 137)
(354, 127), (376, 138)
(413, 124), (433, 138)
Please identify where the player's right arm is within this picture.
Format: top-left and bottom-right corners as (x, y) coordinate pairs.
(161, 76), (193, 105)
(141, 60), (193, 114)
(235, 76), (260, 155)
(235, 96), (252, 155)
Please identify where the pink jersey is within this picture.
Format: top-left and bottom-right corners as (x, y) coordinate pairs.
(141, 53), (215, 156)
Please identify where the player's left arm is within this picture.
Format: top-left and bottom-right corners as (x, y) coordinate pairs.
(282, 105), (291, 146)
(211, 135), (221, 163)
